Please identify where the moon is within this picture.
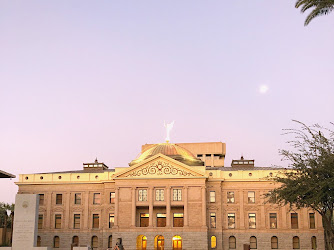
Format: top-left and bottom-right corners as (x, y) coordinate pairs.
(259, 85), (269, 94)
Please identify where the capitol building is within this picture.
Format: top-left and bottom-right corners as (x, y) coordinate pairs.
(16, 142), (324, 250)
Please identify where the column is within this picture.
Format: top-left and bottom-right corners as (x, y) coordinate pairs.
(131, 188), (136, 227)
(149, 188), (153, 227)
(281, 205), (287, 229)
(83, 191), (89, 229)
(239, 190), (245, 229)
(184, 186), (188, 227)
(202, 186), (207, 227)
(260, 191), (265, 229)
(211, 154), (214, 167)
(114, 188), (119, 227)
(65, 192), (70, 228)
(166, 187), (171, 227)
(46, 192), (52, 229)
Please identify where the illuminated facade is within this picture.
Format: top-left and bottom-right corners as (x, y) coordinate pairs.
(16, 142), (324, 250)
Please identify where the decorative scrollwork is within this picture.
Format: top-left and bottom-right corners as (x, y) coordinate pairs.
(125, 161), (195, 177)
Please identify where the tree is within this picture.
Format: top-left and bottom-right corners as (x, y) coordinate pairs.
(0, 203), (14, 246)
(266, 121), (334, 250)
(295, 0), (334, 26)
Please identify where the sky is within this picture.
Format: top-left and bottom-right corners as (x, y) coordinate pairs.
(0, 1), (333, 203)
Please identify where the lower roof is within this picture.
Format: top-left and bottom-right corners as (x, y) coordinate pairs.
(0, 170), (16, 178)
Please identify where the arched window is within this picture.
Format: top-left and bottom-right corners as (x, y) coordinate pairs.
(293, 236), (300, 249)
(211, 236), (217, 249)
(311, 236), (317, 249)
(136, 235), (147, 250)
(250, 236), (257, 249)
(108, 235), (113, 248)
(229, 236), (236, 249)
(172, 235), (182, 250)
(72, 236), (79, 246)
(54, 236), (60, 248)
(271, 236), (278, 249)
(37, 236), (41, 247)
(154, 235), (164, 250)
(91, 236), (98, 250)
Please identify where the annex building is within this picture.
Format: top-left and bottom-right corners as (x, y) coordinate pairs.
(16, 142), (324, 250)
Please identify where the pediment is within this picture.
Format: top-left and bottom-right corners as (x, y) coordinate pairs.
(114, 154), (205, 179)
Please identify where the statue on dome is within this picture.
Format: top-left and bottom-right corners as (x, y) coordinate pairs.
(164, 121), (174, 143)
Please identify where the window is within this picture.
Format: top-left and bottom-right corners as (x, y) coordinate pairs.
(39, 194), (44, 206)
(156, 189), (164, 201)
(250, 236), (257, 249)
(74, 214), (80, 229)
(108, 235), (113, 248)
(138, 189), (148, 201)
(56, 194), (62, 205)
(109, 213), (114, 228)
(93, 193), (101, 204)
(228, 213), (235, 229)
(92, 214), (99, 228)
(309, 213), (315, 229)
(249, 213), (256, 229)
(210, 213), (216, 228)
(311, 236), (317, 249)
(54, 236), (60, 248)
(74, 193), (81, 205)
(157, 213), (166, 227)
(140, 213), (149, 227)
(291, 213), (298, 229)
(270, 213), (277, 229)
(37, 236), (41, 247)
(229, 236), (236, 249)
(210, 191), (216, 202)
(91, 236), (98, 250)
(172, 235), (182, 250)
(211, 236), (217, 249)
(38, 214), (43, 229)
(72, 236), (79, 246)
(271, 236), (278, 249)
(173, 213), (184, 227)
(110, 192), (115, 203)
(227, 192), (235, 203)
(248, 191), (255, 203)
(55, 214), (61, 229)
(173, 189), (182, 201)
(293, 236), (300, 249)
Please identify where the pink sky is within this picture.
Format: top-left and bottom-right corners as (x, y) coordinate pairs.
(1, 1), (333, 203)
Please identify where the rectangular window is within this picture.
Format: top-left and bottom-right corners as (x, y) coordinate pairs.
(270, 213), (277, 229)
(109, 213), (114, 228)
(138, 189), (148, 201)
(38, 214), (43, 229)
(157, 213), (166, 227)
(291, 213), (298, 229)
(210, 191), (216, 203)
(92, 214), (99, 228)
(110, 192), (115, 203)
(210, 212), (216, 228)
(140, 213), (149, 227)
(173, 213), (184, 227)
(74, 214), (80, 229)
(249, 213), (256, 229)
(93, 193), (101, 204)
(248, 191), (255, 203)
(309, 213), (315, 229)
(74, 193), (81, 205)
(55, 214), (61, 229)
(155, 189), (164, 201)
(39, 194), (44, 206)
(228, 213), (235, 229)
(56, 194), (62, 205)
(173, 189), (182, 201)
(227, 192), (235, 203)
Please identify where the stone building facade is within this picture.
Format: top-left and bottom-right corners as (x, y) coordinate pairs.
(16, 142), (324, 250)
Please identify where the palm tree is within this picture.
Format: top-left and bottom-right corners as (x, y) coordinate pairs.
(295, 0), (334, 25)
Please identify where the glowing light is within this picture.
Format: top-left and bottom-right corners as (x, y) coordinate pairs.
(259, 85), (269, 94)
